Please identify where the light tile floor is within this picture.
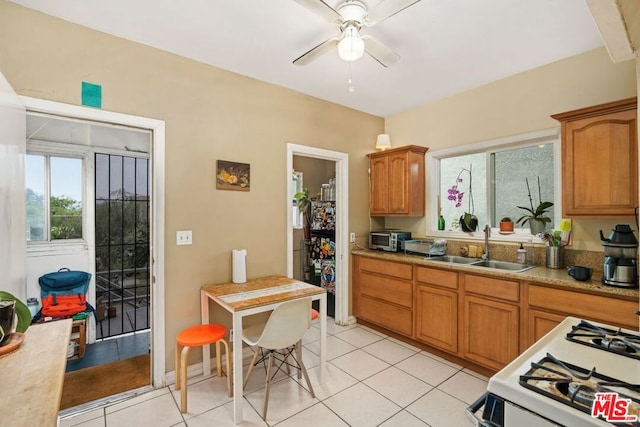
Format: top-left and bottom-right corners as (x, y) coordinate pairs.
(60, 318), (486, 426)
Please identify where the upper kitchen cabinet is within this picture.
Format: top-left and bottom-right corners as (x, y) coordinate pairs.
(368, 145), (428, 216)
(552, 97), (638, 218)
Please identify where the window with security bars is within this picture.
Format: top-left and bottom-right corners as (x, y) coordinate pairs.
(94, 153), (150, 339)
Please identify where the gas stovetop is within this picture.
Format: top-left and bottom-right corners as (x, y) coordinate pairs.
(487, 317), (640, 426)
(519, 353), (640, 426)
(566, 320), (640, 361)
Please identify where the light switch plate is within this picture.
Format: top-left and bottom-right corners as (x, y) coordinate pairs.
(176, 230), (192, 245)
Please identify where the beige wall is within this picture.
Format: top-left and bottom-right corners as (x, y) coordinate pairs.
(0, 1), (383, 370)
(2, 0), (639, 371)
(386, 48), (638, 251)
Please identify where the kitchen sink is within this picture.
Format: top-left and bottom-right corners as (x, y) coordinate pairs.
(428, 256), (535, 272)
(470, 260), (535, 272)
(427, 255), (482, 264)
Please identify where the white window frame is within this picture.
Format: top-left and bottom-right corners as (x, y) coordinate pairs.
(426, 127), (562, 242)
(26, 140), (90, 249)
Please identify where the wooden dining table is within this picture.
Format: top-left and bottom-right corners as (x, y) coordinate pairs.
(200, 275), (327, 424)
(0, 319), (72, 426)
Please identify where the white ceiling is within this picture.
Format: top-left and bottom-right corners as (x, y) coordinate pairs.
(11, 0), (605, 117)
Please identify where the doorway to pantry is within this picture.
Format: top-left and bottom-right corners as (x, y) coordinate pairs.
(292, 156), (336, 317)
(286, 143), (350, 326)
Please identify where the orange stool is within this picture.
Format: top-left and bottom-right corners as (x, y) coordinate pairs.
(311, 308), (319, 321)
(175, 324), (232, 413)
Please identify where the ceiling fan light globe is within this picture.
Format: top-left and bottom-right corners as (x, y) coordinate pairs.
(338, 35), (365, 61)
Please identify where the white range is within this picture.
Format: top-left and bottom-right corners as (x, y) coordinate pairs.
(467, 316), (639, 426)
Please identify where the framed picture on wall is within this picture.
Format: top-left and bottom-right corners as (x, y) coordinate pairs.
(216, 160), (250, 191)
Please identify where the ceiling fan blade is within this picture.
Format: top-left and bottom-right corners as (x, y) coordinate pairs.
(294, 0), (343, 23)
(363, 36), (400, 67)
(365, 0), (421, 25)
(293, 38), (340, 65)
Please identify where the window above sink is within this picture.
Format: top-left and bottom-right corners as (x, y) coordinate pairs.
(427, 128), (561, 239)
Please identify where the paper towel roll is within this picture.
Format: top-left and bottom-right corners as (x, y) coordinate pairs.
(232, 249), (247, 284)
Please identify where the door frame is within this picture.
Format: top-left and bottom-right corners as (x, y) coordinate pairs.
(19, 96), (166, 388)
(286, 143), (352, 325)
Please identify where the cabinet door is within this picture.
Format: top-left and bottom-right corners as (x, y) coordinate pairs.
(562, 108), (637, 217)
(416, 285), (458, 353)
(369, 155), (389, 215)
(526, 309), (565, 348)
(387, 151), (409, 214)
(462, 295), (519, 370)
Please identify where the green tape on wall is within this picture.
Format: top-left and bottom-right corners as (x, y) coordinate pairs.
(81, 81), (102, 108)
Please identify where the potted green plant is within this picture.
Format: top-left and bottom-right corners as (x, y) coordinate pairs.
(516, 177), (553, 235)
(294, 187), (312, 239)
(0, 291), (31, 333)
(447, 165), (477, 232)
(499, 217), (514, 232)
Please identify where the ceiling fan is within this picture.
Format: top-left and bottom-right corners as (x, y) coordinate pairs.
(293, 0), (421, 67)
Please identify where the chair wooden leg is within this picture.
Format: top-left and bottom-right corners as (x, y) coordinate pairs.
(263, 351), (274, 420)
(297, 353), (315, 398)
(215, 340), (222, 377)
(220, 339), (232, 397)
(283, 348), (291, 376)
(174, 342), (181, 390)
(295, 341), (303, 379)
(243, 347), (260, 389)
(180, 346), (191, 413)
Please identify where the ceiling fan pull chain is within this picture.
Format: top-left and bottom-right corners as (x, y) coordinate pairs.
(348, 62), (355, 93)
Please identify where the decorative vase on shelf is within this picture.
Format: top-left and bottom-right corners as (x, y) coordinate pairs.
(529, 218), (547, 235)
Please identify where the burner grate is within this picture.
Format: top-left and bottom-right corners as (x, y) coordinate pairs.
(519, 353), (640, 426)
(565, 320), (640, 361)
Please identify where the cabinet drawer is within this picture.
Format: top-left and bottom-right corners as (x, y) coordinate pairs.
(528, 285), (637, 329)
(464, 274), (519, 302)
(360, 272), (412, 308)
(416, 266), (458, 289)
(360, 257), (413, 280)
(358, 295), (412, 337)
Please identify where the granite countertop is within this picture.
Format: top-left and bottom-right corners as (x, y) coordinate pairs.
(352, 249), (639, 301)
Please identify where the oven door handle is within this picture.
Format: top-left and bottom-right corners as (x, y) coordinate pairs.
(466, 392), (496, 427)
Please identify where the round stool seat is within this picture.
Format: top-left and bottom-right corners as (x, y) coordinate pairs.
(310, 309), (319, 321)
(177, 324), (227, 347)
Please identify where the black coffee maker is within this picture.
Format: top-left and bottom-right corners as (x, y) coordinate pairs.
(599, 224), (638, 288)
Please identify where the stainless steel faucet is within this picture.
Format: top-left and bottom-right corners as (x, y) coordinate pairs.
(483, 224), (491, 260)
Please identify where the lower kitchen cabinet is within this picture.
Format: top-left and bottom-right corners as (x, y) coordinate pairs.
(526, 283), (638, 347)
(353, 255), (413, 337)
(527, 309), (566, 344)
(462, 274), (520, 371)
(462, 295), (520, 370)
(415, 266), (458, 353)
(352, 254), (638, 373)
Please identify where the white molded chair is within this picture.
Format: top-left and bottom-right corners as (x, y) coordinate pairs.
(242, 297), (315, 420)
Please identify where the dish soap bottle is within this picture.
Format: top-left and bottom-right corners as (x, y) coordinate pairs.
(438, 215), (445, 231)
(517, 243), (526, 264)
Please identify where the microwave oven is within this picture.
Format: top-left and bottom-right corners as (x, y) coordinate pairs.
(369, 231), (412, 252)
